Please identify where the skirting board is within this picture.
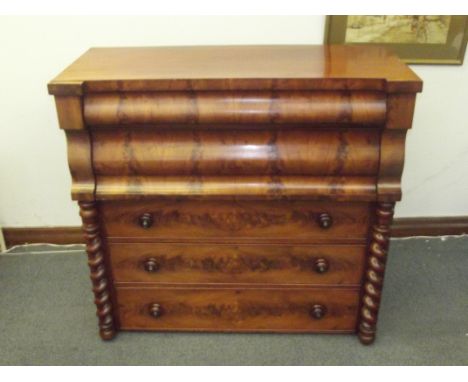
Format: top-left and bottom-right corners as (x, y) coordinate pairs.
(391, 216), (468, 238)
(3, 227), (84, 249)
(2, 217), (468, 249)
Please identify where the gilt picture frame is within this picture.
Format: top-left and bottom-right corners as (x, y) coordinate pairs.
(325, 15), (468, 64)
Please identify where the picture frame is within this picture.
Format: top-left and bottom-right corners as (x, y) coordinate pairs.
(324, 15), (468, 64)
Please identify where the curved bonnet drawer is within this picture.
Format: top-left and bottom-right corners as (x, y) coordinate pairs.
(91, 128), (381, 177)
(84, 90), (386, 126)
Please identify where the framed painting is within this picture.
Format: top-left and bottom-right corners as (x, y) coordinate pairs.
(325, 16), (468, 64)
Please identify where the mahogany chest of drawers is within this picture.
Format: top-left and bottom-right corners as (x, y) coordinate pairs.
(49, 45), (422, 344)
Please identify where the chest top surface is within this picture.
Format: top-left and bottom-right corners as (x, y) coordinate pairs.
(48, 45), (422, 95)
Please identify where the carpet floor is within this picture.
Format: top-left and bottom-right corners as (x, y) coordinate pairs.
(0, 236), (467, 365)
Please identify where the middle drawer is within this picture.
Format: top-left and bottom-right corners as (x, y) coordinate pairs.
(91, 128), (380, 176)
(108, 243), (366, 285)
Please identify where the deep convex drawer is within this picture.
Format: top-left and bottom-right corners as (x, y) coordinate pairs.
(108, 243), (366, 285)
(91, 128), (381, 176)
(116, 287), (360, 332)
(100, 200), (371, 242)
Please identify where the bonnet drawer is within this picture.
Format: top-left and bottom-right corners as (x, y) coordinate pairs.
(91, 128), (381, 177)
(84, 90), (386, 126)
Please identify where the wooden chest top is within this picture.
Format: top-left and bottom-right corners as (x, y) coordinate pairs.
(48, 45), (422, 95)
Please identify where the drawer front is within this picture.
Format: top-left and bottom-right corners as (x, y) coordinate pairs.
(84, 91), (386, 126)
(109, 243), (365, 285)
(101, 200), (370, 241)
(92, 128), (380, 177)
(116, 287), (359, 332)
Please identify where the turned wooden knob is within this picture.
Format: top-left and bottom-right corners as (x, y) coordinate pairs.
(314, 258), (329, 274)
(149, 303), (163, 318)
(310, 304), (326, 319)
(139, 213), (153, 229)
(143, 258), (159, 273)
(317, 213), (333, 229)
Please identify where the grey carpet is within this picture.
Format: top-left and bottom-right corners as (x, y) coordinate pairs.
(0, 237), (467, 365)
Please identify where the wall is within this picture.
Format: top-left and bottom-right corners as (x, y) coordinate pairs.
(0, 16), (466, 227)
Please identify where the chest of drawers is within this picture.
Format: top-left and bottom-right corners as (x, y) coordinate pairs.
(49, 45), (422, 344)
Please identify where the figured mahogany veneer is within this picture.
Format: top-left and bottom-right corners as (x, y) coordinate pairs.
(91, 128), (381, 176)
(109, 243), (366, 285)
(49, 45), (422, 344)
(94, 175), (378, 201)
(84, 91), (386, 126)
(100, 200), (370, 242)
(116, 287), (360, 332)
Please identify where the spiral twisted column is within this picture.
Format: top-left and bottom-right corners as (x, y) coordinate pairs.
(358, 202), (395, 345)
(79, 201), (116, 340)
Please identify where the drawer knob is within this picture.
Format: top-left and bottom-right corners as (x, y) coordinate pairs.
(139, 213), (153, 229)
(143, 258), (159, 273)
(149, 303), (163, 318)
(310, 304), (326, 320)
(317, 213), (333, 229)
(314, 258), (329, 274)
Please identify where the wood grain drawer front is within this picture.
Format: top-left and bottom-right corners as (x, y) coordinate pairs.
(91, 128), (380, 177)
(101, 200), (370, 242)
(116, 287), (359, 332)
(84, 91), (386, 126)
(109, 243), (365, 285)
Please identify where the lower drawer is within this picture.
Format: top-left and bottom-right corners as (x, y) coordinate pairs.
(101, 200), (370, 242)
(109, 243), (366, 285)
(116, 287), (359, 332)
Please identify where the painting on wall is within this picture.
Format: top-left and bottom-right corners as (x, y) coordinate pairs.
(325, 16), (468, 64)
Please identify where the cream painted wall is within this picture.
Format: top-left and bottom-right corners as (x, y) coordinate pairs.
(0, 16), (466, 226)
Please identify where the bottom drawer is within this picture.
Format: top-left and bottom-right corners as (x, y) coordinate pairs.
(116, 287), (359, 332)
